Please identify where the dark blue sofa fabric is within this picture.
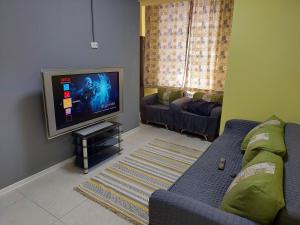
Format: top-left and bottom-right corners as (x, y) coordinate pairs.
(186, 100), (221, 116)
(275, 124), (300, 225)
(140, 94), (222, 137)
(149, 190), (259, 225)
(140, 94), (173, 127)
(149, 120), (300, 225)
(171, 97), (222, 136)
(169, 121), (249, 207)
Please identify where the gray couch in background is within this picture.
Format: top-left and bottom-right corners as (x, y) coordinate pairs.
(140, 93), (222, 140)
(140, 93), (173, 129)
(149, 119), (300, 225)
(171, 97), (222, 140)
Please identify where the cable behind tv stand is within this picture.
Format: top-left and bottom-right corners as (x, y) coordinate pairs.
(72, 121), (122, 174)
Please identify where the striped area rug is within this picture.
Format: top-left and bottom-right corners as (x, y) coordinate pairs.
(75, 138), (206, 225)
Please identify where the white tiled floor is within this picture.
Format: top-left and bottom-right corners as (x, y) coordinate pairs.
(0, 124), (210, 225)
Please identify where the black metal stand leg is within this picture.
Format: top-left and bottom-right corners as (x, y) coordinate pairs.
(118, 125), (122, 155)
(82, 138), (88, 174)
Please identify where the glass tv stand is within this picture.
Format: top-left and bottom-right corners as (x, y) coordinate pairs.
(72, 121), (122, 173)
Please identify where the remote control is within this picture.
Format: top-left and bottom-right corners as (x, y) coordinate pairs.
(218, 158), (226, 170)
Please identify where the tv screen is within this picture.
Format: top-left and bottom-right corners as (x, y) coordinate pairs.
(42, 68), (123, 139)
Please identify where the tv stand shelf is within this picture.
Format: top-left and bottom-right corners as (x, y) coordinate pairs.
(72, 121), (122, 174)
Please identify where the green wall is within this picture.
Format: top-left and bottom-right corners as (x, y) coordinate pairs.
(221, 0), (300, 131)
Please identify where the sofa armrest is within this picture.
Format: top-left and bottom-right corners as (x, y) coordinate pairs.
(224, 119), (260, 134)
(141, 93), (158, 107)
(170, 97), (192, 112)
(210, 106), (222, 119)
(149, 190), (259, 225)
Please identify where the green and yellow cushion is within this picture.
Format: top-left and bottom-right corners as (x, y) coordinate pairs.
(210, 94), (223, 104)
(242, 125), (286, 167)
(241, 115), (285, 152)
(158, 87), (184, 105)
(193, 91), (205, 100)
(221, 151), (285, 225)
(193, 91), (223, 104)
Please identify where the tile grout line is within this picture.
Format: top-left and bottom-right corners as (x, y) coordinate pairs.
(58, 198), (88, 222)
(18, 186), (88, 222)
(50, 219), (67, 225)
(0, 189), (26, 211)
(0, 127), (141, 197)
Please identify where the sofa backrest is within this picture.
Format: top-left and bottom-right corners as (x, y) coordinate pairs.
(275, 123), (300, 225)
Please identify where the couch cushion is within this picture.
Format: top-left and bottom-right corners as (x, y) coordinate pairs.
(193, 91), (205, 100)
(241, 115), (285, 151)
(169, 129), (245, 207)
(221, 151), (285, 225)
(175, 110), (209, 134)
(158, 87), (183, 105)
(148, 104), (170, 111)
(242, 125), (286, 167)
(144, 104), (172, 126)
(193, 91), (223, 104)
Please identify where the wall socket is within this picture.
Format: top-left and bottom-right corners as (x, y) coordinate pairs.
(91, 42), (99, 49)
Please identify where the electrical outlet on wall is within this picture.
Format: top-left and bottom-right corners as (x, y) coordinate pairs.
(91, 42), (99, 49)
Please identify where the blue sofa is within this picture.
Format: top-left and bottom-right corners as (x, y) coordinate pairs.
(140, 94), (222, 140)
(149, 119), (300, 225)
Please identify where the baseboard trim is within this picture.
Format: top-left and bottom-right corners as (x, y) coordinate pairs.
(122, 126), (140, 138)
(0, 126), (140, 196)
(0, 156), (75, 196)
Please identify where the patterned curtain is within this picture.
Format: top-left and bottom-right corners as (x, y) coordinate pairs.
(143, 0), (234, 91)
(184, 0), (234, 91)
(144, 2), (191, 88)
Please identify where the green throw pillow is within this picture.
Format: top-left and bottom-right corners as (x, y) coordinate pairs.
(242, 125), (286, 167)
(193, 91), (205, 100)
(241, 115), (285, 151)
(210, 94), (223, 104)
(157, 87), (166, 104)
(193, 92), (223, 104)
(158, 87), (183, 105)
(221, 151), (285, 225)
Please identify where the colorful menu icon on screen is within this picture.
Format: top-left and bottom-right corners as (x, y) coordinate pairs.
(64, 91), (70, 98)
(65, 108), (71, 115)
(63, 98), (72, 109)
(63, 83), (70, 91)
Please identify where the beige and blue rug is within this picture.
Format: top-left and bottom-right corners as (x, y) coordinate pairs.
(75, 138), (206, 225)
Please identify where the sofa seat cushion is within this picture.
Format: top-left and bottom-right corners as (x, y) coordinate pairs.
(169, 131), (245, 207)
(176, 110), (209, 134)
(144, 104), (172, 125)
(148, 104), (170, 111)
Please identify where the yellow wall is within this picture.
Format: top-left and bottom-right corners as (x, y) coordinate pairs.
(221, 0), (300, 131)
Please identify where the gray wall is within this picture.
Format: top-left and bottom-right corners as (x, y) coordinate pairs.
(0, 0), (140, 189)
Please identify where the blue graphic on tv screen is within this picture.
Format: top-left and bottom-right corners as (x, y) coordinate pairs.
(63, 83), (70, 91)
(71, 73), (117, 114)
(52, 71), (119, 130)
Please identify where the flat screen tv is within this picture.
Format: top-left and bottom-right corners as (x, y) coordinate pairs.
(42, 68), (123, 139)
